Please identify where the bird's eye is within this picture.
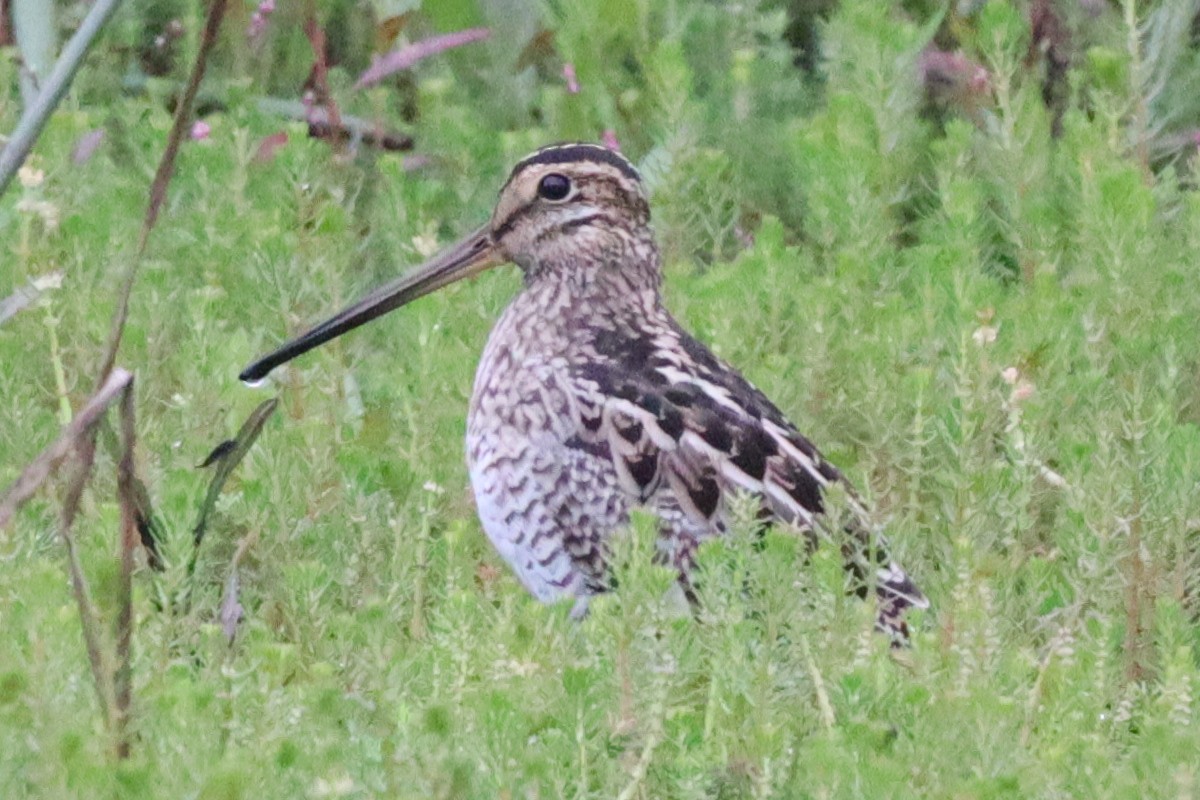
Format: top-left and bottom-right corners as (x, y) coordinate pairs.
(537, 173), (572, 201)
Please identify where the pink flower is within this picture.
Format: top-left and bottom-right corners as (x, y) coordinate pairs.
(1002, 368), (1035, 403)
(1011, 381), (1035, 403)
(190, 120), (211, 141)
(562, 62), (580, 94)
(248, 0), (275, 42)
(601, 129), (621, 152)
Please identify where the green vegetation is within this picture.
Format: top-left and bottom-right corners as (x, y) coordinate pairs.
(2, 0), (1199, 796)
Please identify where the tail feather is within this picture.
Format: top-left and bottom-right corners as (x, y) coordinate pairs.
(842, 529), (928, 645)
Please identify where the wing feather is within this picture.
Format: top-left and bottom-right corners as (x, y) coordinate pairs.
(566, 361), (830, 529)
(565, 322), (929, 641)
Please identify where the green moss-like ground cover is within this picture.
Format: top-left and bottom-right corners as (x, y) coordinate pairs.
(2, 1), (1199, 797)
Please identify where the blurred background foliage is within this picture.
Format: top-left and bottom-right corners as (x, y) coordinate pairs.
(6, 0), (1200, 263)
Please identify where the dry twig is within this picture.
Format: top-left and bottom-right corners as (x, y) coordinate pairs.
(94, 0), (230, 388)
(0, 0), (231, 762)
(0, 368), (134, 759)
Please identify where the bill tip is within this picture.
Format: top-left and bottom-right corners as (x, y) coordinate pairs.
(239, 366), (272, 388)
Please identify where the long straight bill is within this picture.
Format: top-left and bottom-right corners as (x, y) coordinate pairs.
(240, 225), (500, 383)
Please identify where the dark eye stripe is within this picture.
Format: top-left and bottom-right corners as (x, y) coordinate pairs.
(493, 193), (589, 239)
(492, 173), (647, 240)
(559, 213), (617, 233)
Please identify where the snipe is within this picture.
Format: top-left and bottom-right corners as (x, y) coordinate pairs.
(242, 143), (928, 639)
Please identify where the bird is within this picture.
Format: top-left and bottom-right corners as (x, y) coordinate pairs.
(241, 142), (928, 641)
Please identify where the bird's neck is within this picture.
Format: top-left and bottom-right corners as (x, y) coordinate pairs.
(518, 267), (662, 327)
(520, 234), (662, 302)
(491, 253), (665, 363)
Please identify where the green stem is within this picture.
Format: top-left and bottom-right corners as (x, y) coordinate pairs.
(43, 299), (72, 425)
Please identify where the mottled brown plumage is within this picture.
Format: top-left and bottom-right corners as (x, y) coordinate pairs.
(242, 143), (928, 640)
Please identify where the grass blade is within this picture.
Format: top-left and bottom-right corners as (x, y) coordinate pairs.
(192, 398), (279, 554)
(301, 9), (344, 154)
(97, 418), (165, 569)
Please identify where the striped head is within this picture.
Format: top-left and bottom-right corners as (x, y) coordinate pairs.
(489, 143), (655, 284)
(239, 143), (656, 383)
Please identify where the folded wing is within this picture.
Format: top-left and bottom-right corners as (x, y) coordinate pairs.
(564, 323), (928, 640)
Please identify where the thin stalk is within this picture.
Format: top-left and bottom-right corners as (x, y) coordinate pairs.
(114, 379), (138, 759)
(93, 0), (230, 389)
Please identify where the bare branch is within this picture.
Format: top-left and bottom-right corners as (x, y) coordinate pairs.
(0, 368), (135, 756)
(302, 8), (344, 155)
(255, 98), (414, 152)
